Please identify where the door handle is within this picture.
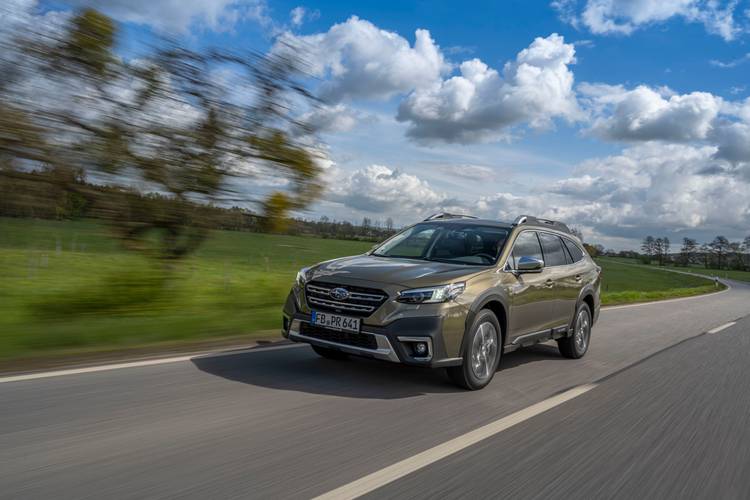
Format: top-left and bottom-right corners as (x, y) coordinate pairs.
(545, 279), (554, 288)
(575, 274), (583, 282)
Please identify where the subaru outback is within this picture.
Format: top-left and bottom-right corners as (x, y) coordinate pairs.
(282, 214), (601, 390)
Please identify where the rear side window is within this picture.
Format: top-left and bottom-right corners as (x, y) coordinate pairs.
(539, 233), (567, 267)
(563, 238), (584, 263)
(510, 231), (543, 268)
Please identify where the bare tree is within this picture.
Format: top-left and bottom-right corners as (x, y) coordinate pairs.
(661, 237), (670, 266)
(654, 238), (665, 266)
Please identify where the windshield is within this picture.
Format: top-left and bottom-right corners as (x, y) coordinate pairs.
(372, 223), (509, 265)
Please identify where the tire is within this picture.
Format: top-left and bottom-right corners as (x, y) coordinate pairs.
(311, 344), (348, 360)
(448, 309), (502, 390)
(558, 303), (592, 359)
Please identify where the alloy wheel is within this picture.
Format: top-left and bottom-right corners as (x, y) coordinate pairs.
(470, 322), (498, 380)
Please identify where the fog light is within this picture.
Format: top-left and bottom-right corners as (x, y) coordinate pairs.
(414, 342), (428, 356)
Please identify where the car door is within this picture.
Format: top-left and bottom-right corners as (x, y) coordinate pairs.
(507, 231), (559, 342)
(538, 232), (579, 330)
(559, 236), (589, 323)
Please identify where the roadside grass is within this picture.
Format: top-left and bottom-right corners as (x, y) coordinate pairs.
(0, 218), (725, 362)
(598, 256), (750, 283)
(596, 257), (725, 305)
(0, 217), (372, 362)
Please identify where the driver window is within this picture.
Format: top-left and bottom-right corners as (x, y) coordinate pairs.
(510, 231), (543, 269)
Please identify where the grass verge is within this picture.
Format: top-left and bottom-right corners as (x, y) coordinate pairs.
(597, 257), (726, 305)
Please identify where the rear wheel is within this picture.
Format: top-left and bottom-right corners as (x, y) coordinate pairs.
(558, 303), (591, 359)
(448, 309), (501, 390)
(311, 345), (348, 360)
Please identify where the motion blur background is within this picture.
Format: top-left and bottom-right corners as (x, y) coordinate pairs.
(1, 1), (749, 368)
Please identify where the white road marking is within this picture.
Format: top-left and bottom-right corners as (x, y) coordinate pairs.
(313, 383), (598, 500)
(0, 343), (303, 384)
(707, 322), (736, 334)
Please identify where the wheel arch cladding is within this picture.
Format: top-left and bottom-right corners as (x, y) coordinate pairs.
(481, 300), (507, 344)
(582, 293), (595, 315)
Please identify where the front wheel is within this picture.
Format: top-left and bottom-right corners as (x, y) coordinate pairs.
(558, 303), (592, 359)
(448, 310), (501, 390)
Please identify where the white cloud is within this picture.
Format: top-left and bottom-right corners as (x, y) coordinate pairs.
(326, 164), (461, 216)
(289, 6), (319, 27)
(554, 0), (742, 41)
(709, 52), (750, 68)
(711, 121), (750, 166)
(62, 0), (272, 33)
(299, 104), (374, 134)
(582, 84), (722, 142)
(290, 6), (305, 26)
(433, 164), (497, 182)
(475, 143), (750, 240)
(396, 34), (582, 143)
(275, 16), (449, 102)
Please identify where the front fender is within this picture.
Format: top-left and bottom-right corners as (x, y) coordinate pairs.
(459, 289), (510, 356)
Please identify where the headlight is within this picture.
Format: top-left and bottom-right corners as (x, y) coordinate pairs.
(296, 267), (310, 287)
(396, 282), (465, 304)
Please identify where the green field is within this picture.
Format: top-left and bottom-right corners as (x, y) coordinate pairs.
(0, 218), (722, 363)
(598, 256), (750, 284)
(0, 217), (372, 363)
(595, 257), (722, 305)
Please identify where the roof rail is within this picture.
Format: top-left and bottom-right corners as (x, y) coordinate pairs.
(512, 215), (572, 235)
(423, 212), (478, 221)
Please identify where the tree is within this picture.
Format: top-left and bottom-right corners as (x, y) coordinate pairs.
(641, 236), (655, 263)
(654, 238), (664, 265)
(699, 243), (712, 268)
(709, 236), (731, 269)
(385, 217), (394, 232)
(361, 217), (371, 234)
(661, 237), (670, 266)
(728, 241), (744, 270)
(0, 9), (322, 261)
(678, 237), (697, 267)
(570, 227), (584, 242)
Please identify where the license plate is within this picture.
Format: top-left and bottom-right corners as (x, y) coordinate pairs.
(311, 311), (360, 333)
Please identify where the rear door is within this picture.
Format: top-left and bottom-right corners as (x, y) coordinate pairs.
(559, 236), (589, 322)
(507, 231), (559, 341)
(537, 232), (575, 331)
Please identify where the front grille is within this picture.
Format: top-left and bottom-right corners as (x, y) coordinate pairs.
(305, 281), (388, 317)
(300, 322), (378, 350)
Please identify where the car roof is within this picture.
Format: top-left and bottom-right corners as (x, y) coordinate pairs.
(418, 218), (513, 229)
(417, 218), (577, 239)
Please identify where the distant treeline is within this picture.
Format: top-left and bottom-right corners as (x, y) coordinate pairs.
(587, 235), (750, 271)
(0, 168), (396, 242)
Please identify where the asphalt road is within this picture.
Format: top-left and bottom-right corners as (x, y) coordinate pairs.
(1, 280), (749, 499)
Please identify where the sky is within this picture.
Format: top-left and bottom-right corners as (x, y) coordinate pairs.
(6, 0), (750, 249)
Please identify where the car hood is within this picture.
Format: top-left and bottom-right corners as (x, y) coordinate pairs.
(307, 254), (487, 287)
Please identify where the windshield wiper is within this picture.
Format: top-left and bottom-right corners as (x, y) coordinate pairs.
(424, 257), (488, 266)
(372, 253), (429, 261)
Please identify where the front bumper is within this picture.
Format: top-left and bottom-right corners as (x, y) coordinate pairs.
(282, 293), (462, 368)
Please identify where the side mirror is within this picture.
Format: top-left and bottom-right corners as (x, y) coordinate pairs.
(516, 256), (544, 273)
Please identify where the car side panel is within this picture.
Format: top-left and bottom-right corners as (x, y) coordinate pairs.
(507, 266), (561, 341)
(557, 260), (589, 327)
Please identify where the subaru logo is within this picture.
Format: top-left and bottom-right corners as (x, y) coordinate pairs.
(329, 287), (350, 301)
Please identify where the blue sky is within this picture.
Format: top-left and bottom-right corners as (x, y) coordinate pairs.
(19, 0), (750, 248)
